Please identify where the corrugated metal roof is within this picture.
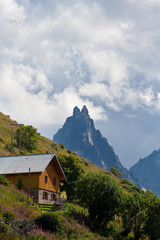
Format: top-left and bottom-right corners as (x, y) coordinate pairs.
(0, 153), (56, 174)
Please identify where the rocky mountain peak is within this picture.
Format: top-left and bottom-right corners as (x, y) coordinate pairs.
(81, 105), (89, 117)
(73, 106), (80, 117)
(129, 148), (160, 196)
(53, 106), (129, 178)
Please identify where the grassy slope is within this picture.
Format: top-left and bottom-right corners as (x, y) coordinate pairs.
(0, 185), (109, 240)
(0, 111), (151, 240)
(0, 111), (104, 174)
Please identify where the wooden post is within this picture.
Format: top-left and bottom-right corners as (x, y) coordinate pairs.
(19, 124), (22, 155)
(27, 167), (31, 207)
(10, 125), (13, 156)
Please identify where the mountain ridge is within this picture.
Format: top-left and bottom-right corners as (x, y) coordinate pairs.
(53, 105), (129, 178)
(129, 148), (160, 196)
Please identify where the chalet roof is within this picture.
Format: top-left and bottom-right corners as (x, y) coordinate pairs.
(0, 153), (66, 180)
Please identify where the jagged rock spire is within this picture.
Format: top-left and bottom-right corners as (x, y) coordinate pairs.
(81, 105), (89, 117)
(73, 106), (80, 116)
(53, 106), (129, 178)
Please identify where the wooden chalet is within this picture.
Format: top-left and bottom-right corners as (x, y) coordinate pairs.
(0, 153), (66, 203)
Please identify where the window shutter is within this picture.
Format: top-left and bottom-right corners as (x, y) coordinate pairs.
(43, 191), (45, 200)
(45, 176), (48, 184)
(53, 177), (56, 185)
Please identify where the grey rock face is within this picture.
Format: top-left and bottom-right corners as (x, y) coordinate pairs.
(129, 149), (160, 196)
(53, 106), (129, 178)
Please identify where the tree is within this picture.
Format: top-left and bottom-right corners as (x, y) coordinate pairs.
(16, 176), (25, 190)
(76, 172), (123, 231)
(145, 196), (160, 240)
(14, 125), (40, 152)
(58, 154), (84, 200)
(121, 193), (147, 240)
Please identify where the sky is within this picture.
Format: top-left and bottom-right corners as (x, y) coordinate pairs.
(1, 0), (160, 169)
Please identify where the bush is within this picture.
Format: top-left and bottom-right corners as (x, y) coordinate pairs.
(0, 175), (9, 186)
(0, 138), (5, 143)
(3, 211), (15, 223)
(67, 149), (72, 154)
(84, 161), (88, 166)
(16, 177), (25, 190)
(34, 212), (63, 233)
(14, 125), (40, 153)
(51, 143), (58, 151)
(58, 154), (85, 200)
(76, 172), (123, 231)
(4, 143), (11, 152)
(59, 143), (65, 149)
(110, 167), (122, 179)
(0, 213), (9, 233)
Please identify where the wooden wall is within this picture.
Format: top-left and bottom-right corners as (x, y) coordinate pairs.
(39, 160), (60, 193)
(4, 156), (64, 194)
(5, 172), (39, 189)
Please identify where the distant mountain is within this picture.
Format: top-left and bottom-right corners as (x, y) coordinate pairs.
(129, 149), (160, 196)
(53, 105), (129, 178)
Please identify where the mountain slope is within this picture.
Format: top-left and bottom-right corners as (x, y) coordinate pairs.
(53, 106), (129, 178)
(129, 149), (160, 196)
(0, 111), (105, 175)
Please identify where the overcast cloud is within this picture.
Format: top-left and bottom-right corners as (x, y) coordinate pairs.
(1, 0), (160, 168)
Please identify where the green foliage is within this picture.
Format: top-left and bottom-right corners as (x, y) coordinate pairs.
(84, 161), (89, 166)
(145, 197), (160, 240)
(4, 143), (11, 152)
(16, 177), (25, 190)
(51, 142), (58, 151)
(65, 202), (88, 225)
(35, 212), (63, 233)
(58, 154), (85, 200)
(0, 213), (9, 233)
(120, 179), (142, 193)
(0, 175), (9, 186)
(76, 172), (123, 232)
(67, 149), (72, 154)
(3, 210), (15, 223)
(110, 167), (122, 179)
(59, 143), (65, 149)
(14, 125), (40, 152)
(0, 137), (5, 143)
(121, 193), (147, 239)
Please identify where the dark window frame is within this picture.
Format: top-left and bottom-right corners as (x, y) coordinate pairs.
(45, 175), (48, 184)
(53, 177), (56, 186)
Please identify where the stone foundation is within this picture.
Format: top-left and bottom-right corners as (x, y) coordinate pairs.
(29, 188), (59, 204)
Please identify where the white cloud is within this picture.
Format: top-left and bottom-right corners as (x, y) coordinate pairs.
(1, 0), (160, 131)
(0, 0), (25, 22)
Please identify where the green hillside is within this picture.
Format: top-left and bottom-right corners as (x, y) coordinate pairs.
(1, 111), (160, 240)
(0, 111), (103, 174)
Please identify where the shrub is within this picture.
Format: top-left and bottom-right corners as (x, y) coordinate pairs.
(34, 212), (63, 233)
(51, 143), (58, 151)
(58, 154), (85, 200)
(0, 213), (9, 233)
(14, 125), (40, 153)
(0, 175), (9, 186)
(0, 137), (5, 143)
(110, 167), (122, 179)
(59, 143), (65, 149)
(3, 211), (15, 223)
(84, 161), (88, 166)
(4, 143), (11, 152)
(16, 177), (25, 190)
(67, 149), (72, 154)
(76, 172), (123, 231)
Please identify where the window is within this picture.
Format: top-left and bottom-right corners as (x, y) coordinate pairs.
(51, 193), (56, 201)
(43, 191), (48, 200)
(45, 175), (48, 184)
(53, 177), (56, 185)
